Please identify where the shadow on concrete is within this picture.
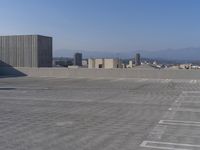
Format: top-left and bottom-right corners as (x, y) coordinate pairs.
(0, 60), (27, 78)
(0, 88), (16, 90)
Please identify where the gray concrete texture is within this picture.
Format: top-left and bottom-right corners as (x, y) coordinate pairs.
(1, 77), (200, 150)
(1, 67), (200, 80)
(0, 35), (52, 67)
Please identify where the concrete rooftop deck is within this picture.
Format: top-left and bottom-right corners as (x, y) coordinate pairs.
(0, 77), (200, 150)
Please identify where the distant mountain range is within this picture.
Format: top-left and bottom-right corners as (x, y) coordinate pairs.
(53, 47), (200, 61)
(139, 48), (200, 61)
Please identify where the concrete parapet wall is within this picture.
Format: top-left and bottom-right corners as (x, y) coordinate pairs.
(1, 67), (200, 79)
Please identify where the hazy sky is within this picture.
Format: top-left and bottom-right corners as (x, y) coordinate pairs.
(0, 0), (200, 53)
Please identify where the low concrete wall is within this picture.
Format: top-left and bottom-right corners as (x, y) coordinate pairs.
(1, 67), (200, 80)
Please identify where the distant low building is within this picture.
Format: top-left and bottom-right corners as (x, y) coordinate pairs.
(127, 60), (133, 68)
(168, 65), (180, 69)
(179, 64), (192, 69)
(88, 58), (95, 68)
(191, 65), (200, 69)
(68, 65), (80, 69)
(82, 60), (88, 68)
(53, 57), (73, 67)
(88, 58), (122, 69)
(122, 63), (126, 68)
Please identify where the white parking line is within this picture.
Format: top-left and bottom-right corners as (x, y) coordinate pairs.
(110, 78), (126, 82)
(183, 96), (200, 98)
(140, 141), (200, 150)
(161, 79), (172, 83)
(141, 91), (200, 149)
(137, 78), (148, 82)
(148, 92), (185, 141)
(189, 80), (197, 84)
(183, 91), (200, 94)
(0, 96), (94, 102)
(176, 108), (200, 113)
(148, 125), (167, 139)
(159, 120), (200, 127)
(182, 100), (200, 103)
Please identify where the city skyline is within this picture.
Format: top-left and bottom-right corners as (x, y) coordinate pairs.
(0, 0), (200, 54)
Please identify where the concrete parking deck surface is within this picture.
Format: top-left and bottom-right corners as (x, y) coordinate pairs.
(0, 77), (200, 150)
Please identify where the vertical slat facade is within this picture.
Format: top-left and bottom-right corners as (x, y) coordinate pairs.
(37, 35), (53, 67)
(0, 35), (52, 67)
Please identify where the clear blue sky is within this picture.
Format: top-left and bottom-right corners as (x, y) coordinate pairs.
(0, 0), (200, 54)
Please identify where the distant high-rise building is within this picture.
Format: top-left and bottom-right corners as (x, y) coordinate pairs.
(135, 53), (141, 66)
(74, 53), (82, 66)
(0, 35), (52, 67)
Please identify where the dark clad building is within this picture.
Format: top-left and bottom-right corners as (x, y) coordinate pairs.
(135, 53), (141, 66)
(0, 35), (52, 67)
(74, 53), (82, 66)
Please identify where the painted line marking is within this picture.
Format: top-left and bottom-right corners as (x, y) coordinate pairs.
(168, 108), (172, 111)
(0, 96), (94, 102)
(189, 80), (195, 84)
(148, 92), (185, 141)
(183, 96), (200, 98)
(148, 125), (167, 139)
(161, 79), (172, 83)
(110, 78), (126, 82)
(56, 121), (74, 126)
(183, 91), (200, 94)
(138, 79), (148, 82)
(182, 100), (200, 104)
(140, 141), (200, 150)
(176, 108), (200, 113)
(159, 120), (200, 127)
